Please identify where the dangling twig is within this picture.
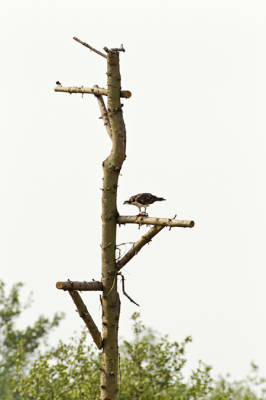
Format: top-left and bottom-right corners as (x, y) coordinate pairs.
(115, 246), (122, 261)
(117, 225), (165, 271)
(116, 242), (135, 261)
(118, 273), (139, 306)
(116, 242), (135, 247)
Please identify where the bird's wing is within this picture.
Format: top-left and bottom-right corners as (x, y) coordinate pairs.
(135, 193), (153, 205)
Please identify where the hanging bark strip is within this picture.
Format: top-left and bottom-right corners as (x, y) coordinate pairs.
(56, 281), (103, 291)
(100, 49), (126, 400)
(68, 290), (102, 349)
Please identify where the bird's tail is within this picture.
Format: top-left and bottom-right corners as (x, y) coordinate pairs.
(156, 197), (166, 201)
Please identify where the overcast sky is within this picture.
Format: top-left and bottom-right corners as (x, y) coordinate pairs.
(1, 0), (266, 382)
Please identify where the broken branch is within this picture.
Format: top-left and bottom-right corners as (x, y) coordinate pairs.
(56, 281), (103, 291)
(68, 290), (102, 349)
(54, 86), (132, 98)
(118, 273), (139, 306)
(93, 85), (112, 139)
(117, 216), (194, 228)
(117, 225), (165, 271)
(73, 37), (107, 59)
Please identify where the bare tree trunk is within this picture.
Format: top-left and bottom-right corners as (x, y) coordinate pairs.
(100, 51), (125, 400)
(55, 38), (195, 399)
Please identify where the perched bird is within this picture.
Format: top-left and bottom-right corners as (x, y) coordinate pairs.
(123, 193), (166, 214)
(56, 81), (62, 86)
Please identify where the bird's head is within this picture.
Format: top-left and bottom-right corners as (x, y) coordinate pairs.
(123, 199), (132, 205)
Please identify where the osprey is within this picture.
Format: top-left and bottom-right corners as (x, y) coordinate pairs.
(123, 193), (166, 214)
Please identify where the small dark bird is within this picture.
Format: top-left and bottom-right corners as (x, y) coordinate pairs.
(124, 193), (166, 214)
(56, 81), (62, 86)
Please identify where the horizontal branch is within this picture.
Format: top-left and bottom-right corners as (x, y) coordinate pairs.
(73, 37), (107, 59)
(56, 281), (103, 291)
(117, 216), (195, 228)
(117, 225), (165, 271)
(68, 290), (103, 349)
(54, 86), (132, 98)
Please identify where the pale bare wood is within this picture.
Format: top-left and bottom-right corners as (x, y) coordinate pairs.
(54, 86), (132, 98)
(73, 37), (107, 59)
(56, 281), (103, 291)
(68, 290), (102, 349)
(93, 85), (112, 139)
(117, 225), (165, 271)
(117, 216), (195, 228)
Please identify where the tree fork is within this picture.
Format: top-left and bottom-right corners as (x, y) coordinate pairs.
(100, 50), (125, 400)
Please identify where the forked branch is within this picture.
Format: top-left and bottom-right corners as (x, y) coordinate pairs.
(117, 225), (165, 271)
(68, 290), (102, 349)
(73, 37), (107, 59)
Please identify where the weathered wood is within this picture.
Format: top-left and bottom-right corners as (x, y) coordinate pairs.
(100, 50), (126, 400)
(54, 40), (195, 399)
(73, 37), (107, 59)
(117, 215), (195, 228)
(56, 281), (103, 291)
(54, 85), (131, 98)
(117, 225), (165, 271)
(68, 290), (102, 349)
(93, 85), (112, 140)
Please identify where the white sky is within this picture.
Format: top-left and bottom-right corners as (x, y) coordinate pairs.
(1, 0), (266, 382)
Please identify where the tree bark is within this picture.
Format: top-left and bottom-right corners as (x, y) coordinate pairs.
(56, 281), (103, 291)
(68, 290), (102, 349)
(54, 85), (131, 98)
(73, 36), (107, 58)
(100, 51), (125, 400)
(93, 85), (112, 140)
(117, 215), (195, 228)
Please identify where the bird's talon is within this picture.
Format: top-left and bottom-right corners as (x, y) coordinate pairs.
(139, 212), (148, 217)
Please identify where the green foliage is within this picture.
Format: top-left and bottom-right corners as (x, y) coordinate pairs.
(1, 281), (266, 400)
(118, 312), (212, 400)
(208, 364), (266, 400)
(13, 312), (213, 400)
(14, 331), (101, 400)
(0, 280), (64, 400)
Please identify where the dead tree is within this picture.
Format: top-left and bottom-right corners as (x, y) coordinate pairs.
(55, 37), (195, 400)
